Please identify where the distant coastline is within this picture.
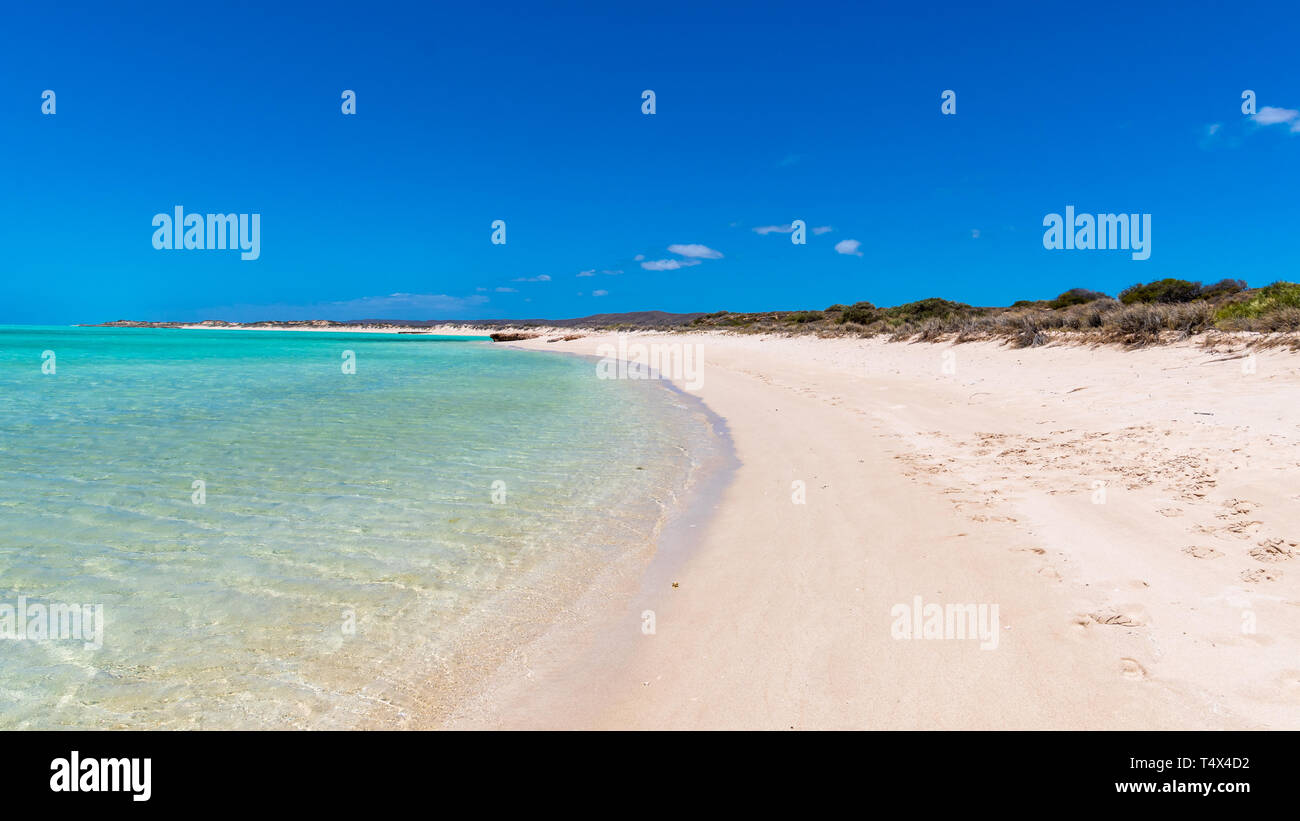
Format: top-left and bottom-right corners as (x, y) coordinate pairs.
(90, 276), (1300, 349)
(86, 311), (703, 331)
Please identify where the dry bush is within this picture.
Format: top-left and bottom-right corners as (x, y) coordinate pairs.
(1008, 315), (1048, 348)
(915, 319), (949, 341)
(1254, 306), (1300, 332)
(888, 324), (916, 342)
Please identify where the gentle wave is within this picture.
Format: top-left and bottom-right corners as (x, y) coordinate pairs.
(0, 326), (720, 728)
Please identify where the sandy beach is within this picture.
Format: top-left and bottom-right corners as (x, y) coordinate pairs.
(415, 328), (1300, 730)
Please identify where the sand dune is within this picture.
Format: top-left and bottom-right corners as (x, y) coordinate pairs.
(439, 329), (1300, 729)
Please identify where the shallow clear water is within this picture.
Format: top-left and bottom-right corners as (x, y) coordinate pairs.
(0, 326), (718, 728)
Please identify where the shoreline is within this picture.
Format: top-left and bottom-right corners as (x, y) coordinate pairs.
(344, 336), (736, 729)
(443, 328), (1300, 729)
(429, 340), (741, 729)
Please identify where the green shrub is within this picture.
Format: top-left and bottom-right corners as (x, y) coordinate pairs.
(1199, 279), (1247, 300)
(784, 311), (824, 324)
(839, 301), (879, 325)
(1119, 279), (1203, 304)
(883, 298), (973, 323)
(1049, 288), (1110, 309)
(691, 311), (729, 324)
(1215, 281), (1300, 322)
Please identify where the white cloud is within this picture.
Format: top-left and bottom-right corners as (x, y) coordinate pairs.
(577, 268), (622, 277)
(668, 243), (723, 259)
(970, 229), (980, 239)
(592, 289), (608, 296)
(633, 254), (645, 261)
(1199, 122), (1232, 150)
(641, 258), (702, 271)
(602, 269), (623, 275)
(494, 287), (516, 293)
(1253, 106), (1298, 126)
(577, 269), (596, 277)
(1202, 109), (1300, 150)
(834, 239), (863, 257)
(510, 274), (551, 282)
(812, 225), (833, 235)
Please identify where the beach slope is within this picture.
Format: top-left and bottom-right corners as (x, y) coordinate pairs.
(441, 331), (1300, 729)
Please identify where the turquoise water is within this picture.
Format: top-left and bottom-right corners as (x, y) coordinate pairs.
(0, 326), (718, 728)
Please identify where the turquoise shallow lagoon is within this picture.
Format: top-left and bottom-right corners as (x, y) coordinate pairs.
(0, 327), (720, 728)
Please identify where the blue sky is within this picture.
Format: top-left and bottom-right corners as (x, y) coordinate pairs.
(2, 0), (1298, 324)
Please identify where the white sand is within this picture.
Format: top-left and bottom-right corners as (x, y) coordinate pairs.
(427, 328), (1300, 729)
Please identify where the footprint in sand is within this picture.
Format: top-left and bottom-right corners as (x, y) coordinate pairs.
(1222, 498), (1261, 515)
(1241, 568), (1283, 583)
(1183, 545), (1224, 559)
(1249, 539), (1297, 563)
(1087, 609), (1146, 628)
(1120, 657), (1148, 680)
(1194, 521), (1263, 540)
(1231, 522), (1265, 537)
(1158, 508), (1183, 517)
